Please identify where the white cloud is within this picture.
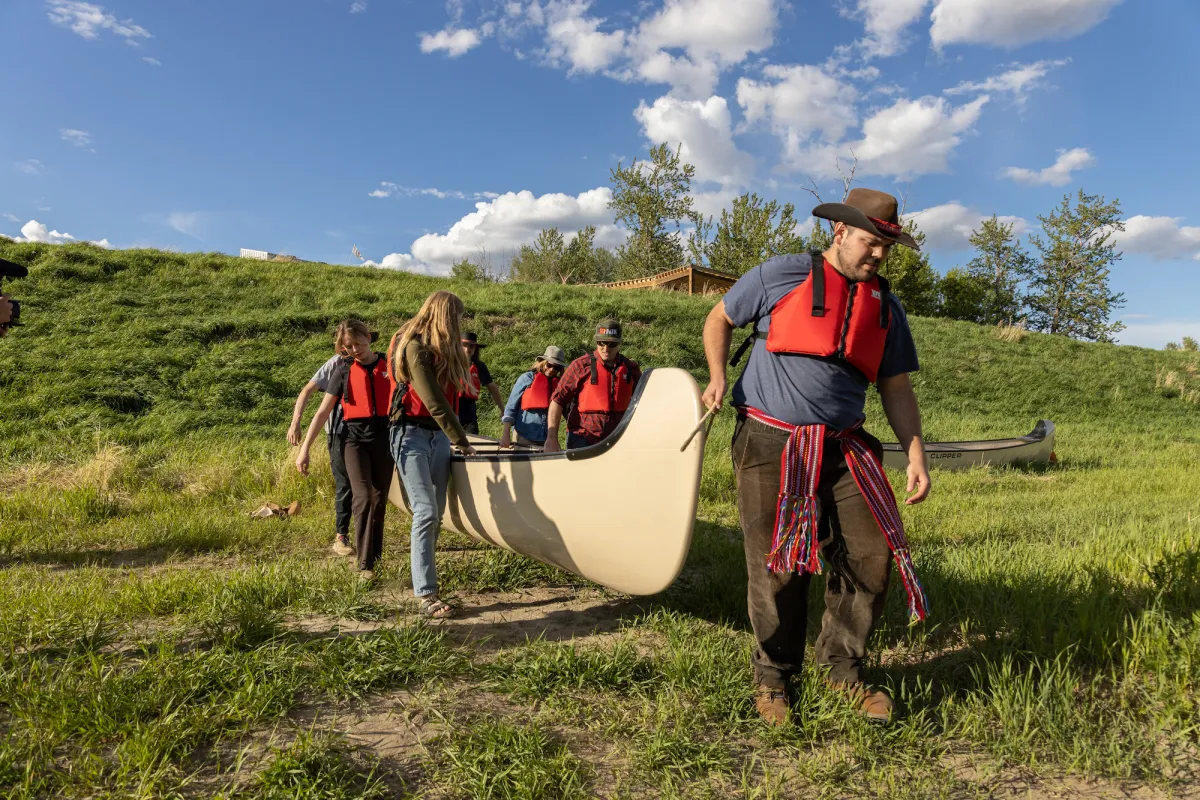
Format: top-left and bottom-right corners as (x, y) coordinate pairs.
(2, 213), (20, 223)
(542, 0), (626, 73)
(408, 187), (625, 271)
(350, 1), (367, 12)
(1114, 216), (1200, 262)
(1004, 147), (1095, 187)
(737, 64), (859, 166)
(60, 128), (92, 148)
(945, 59), (1070, 105)
(797, 95), (988, 179)
(930, 0), (1124, 49)
(635, 0), (779, 65)
(14, 160), (44, 175)
(634, 95), (754, 187)
(847, 0), (932, 58)
(46, 1), (152, 42)
(419, 27), (483, 57)
(167, 211), (203, 238)
(143, 56), (161, 66)
(627, 0), (780, 97)
(368, 182), (496, 201)
(9, 219), (111, 248)
(1116, 320), (1200, 349)
(906, 202), (1029, 251)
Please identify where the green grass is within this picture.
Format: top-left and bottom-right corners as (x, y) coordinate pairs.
(1, 241), (1199, 796)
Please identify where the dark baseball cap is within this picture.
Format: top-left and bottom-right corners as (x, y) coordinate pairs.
(594, 318), (623, 343)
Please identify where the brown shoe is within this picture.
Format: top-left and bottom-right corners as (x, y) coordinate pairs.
(754, 685), (789, 727)
(826, 680), (893, 723)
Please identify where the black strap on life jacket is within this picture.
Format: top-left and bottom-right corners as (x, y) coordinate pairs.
(810, 251), (826, 318)
(588, 353), (632, 385)
(877, 275), (891, 328)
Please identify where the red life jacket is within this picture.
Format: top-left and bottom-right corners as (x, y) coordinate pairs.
(394, 376), (462, 419)
(468, 362), (481, 398)
(520, 371), (558, 411)
(764, 256), (892, 383)
(577, 353), (634, 414)
(340, 355), (393, 421)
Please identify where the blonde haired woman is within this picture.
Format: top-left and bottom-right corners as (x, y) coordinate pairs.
(388, 291), (476, 618)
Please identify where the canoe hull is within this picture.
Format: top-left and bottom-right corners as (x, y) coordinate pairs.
(388, 368), (706, 596)
(880, 420), (1056, 471)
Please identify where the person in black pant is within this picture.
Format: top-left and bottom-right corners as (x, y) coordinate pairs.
(458, 331), (504, 435)
(296, 320), (395, 580)
(288, 347), (354, 555)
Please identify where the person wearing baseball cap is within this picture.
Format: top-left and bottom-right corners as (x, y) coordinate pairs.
(499, 345), (568, 448)
(458, 331), (505, 435)
(699, 187), (932, 726)
(544, 318), (642, 451)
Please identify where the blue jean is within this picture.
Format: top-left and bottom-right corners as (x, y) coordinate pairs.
(390, 423), (452, 598)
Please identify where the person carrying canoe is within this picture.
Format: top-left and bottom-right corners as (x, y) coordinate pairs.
(499, 345), (568, 448)
(700, 188), (932, 726)
(287, 335), (355, 556)
(544, 319), (642, 452)
(458, 331), (504, 435)
(296, 320), (395, 581)
(388, 291), (477, 619)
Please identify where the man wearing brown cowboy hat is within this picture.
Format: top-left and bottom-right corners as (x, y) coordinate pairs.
(700, 188), (932, 726)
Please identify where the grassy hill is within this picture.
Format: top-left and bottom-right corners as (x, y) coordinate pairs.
(1, 241), (1198, 798)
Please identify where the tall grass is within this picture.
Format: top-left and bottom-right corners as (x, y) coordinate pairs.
(1, 241), (1198, 795)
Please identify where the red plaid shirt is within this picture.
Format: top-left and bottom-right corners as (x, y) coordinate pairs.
(551, 350), (642, 443)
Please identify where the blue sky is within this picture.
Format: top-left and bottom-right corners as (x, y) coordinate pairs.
(3, 0), (1199, 347)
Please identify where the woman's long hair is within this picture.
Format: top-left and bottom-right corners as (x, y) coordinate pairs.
(388, 291), (473, 393)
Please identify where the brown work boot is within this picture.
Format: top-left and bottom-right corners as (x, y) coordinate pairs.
(826, 680), (894, 723)
(754, 685), (790, 727)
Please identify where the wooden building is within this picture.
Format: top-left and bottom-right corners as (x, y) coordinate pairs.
(593, 265), (737, 296)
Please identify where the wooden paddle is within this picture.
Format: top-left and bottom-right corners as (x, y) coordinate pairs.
(680, 406), (719, 452)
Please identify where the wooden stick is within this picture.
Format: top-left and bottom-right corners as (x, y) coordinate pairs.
(680, 407), (717, 452)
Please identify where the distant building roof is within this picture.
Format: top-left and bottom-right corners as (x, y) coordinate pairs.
(592, 264), (738, 295)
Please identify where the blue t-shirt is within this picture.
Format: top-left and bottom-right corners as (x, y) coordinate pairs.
(724, 252), (919, 429)
(501, 370), (550, 443)
(311, 355), (346, 435)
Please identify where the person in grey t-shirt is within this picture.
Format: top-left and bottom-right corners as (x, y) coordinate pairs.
(700, 188), (933, 728)
(288, 352), (353, 555)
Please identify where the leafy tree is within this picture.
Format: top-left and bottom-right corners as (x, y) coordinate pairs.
(878, 220), (940, 317)
(450, 258), (490, 282)
(966, 215), (1036, 325)
(609, 143), (700, 280)
(510, 226), (607, 284)
(807, 220), (833, 253)
(1026, 190), (1126, 342)
(1166, 336), (1199, 351)
(939, 268), (990, 322)
(691, 193), (808, 276)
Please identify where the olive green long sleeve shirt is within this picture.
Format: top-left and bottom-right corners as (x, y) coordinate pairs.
(403, 339), (470, 449)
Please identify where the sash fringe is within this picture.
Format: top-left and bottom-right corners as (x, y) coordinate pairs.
(744, 407), (929, 623)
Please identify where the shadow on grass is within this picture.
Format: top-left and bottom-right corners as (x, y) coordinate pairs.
(0, 536), (242, 571)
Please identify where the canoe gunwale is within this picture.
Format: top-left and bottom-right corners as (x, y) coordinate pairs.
(880, 419), (1055, 454)
(448, 368), (657, 463)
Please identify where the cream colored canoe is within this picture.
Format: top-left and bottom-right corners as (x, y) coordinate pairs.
(388, 367), (706, 596)
(881, 420), (1056, 471)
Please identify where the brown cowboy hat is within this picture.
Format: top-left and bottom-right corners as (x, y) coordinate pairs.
(812, 188), (919, 250)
